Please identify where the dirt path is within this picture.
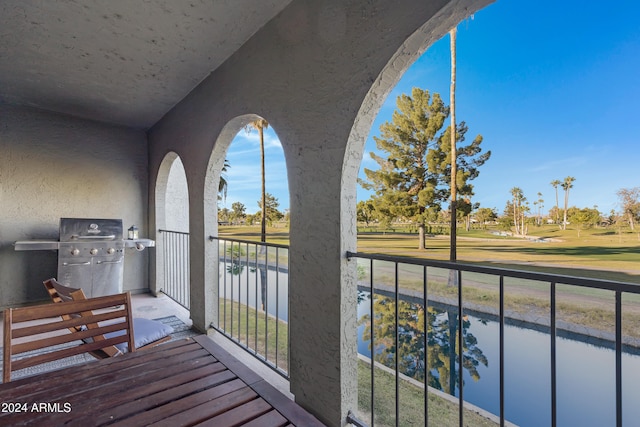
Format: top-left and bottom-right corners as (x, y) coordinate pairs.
(359, 258), (640, 343)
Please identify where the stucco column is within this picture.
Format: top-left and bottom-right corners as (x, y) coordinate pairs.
(188, 178), (217, 333)
(144, 1), (489, 422)
(287, 143), (358, 426)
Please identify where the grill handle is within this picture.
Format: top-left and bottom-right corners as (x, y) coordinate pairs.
(62, 261), (91, 266)
(71, 235), (116, 240)
(96, 259), (123, 265)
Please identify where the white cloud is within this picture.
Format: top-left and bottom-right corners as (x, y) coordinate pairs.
(232, 127), (282, 150)
(526, 156), (588, 174)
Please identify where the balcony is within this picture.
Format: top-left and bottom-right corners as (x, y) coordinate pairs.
(156, 232), (640, 426)
(3, 1), (633, 425)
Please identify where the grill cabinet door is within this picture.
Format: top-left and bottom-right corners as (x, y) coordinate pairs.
(91, 256), (124, 297)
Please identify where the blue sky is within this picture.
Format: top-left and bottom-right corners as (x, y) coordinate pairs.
(224, 128), (288, 214)
(222, 0), (640, 216)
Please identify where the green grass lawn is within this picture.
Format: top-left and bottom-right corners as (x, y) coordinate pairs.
(218, 225), (290, 246)
(218, 298), (289, 373)
(220, 223), (640, 281)
(356, 358), (503, 427)
(356, 225), (640, 281)
(219, 223), (640, 337)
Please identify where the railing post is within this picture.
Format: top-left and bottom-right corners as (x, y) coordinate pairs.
(152, 229), (165, 297)
(423, 265), (428, 425)
(457, 268), (464, 427)
(616, 290), (622, 427)
(499, 275), (505, 427)
(550, 281), (556, 427)
(394, 262), (399, 427)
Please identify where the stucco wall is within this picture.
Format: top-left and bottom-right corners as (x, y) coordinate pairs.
(0, 104), (149, 309)
(165, 157), (189, 232)
(146, 1), (490, 425)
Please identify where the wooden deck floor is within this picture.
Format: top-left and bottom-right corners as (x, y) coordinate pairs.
(0, 335), (325, 426)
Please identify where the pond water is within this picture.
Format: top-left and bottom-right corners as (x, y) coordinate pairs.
(358, 291), (640, 427)
(219, 261), (289, 322)
(219, 263), (640, 426)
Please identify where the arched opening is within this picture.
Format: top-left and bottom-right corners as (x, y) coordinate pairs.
(154, 152), (190, 309)
(344, 2), (640, 425)
(205, 114), (289, 353)
(205, 114), (289, 237)
(221, 121), (288, 232)
(341, 3), (493, 425)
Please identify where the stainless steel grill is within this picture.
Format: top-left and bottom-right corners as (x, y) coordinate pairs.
(56, 218), (125, 297)
(14, 218), (155, 297)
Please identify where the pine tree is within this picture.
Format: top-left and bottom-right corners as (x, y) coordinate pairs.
(360, 87), (490, 249)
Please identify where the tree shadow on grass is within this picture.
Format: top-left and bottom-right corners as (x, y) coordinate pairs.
(592, 231), (618, 236)
(473, 245), (640, 259)
(467, 246), (640, 283)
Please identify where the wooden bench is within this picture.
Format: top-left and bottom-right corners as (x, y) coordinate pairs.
(3, 292), (135, 382)
(43, 278), (172, 357)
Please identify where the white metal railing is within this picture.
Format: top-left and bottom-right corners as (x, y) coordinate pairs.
(209, 236), (290, 378)
(347, 251), (640, 427)
(158, 229), (190, 309)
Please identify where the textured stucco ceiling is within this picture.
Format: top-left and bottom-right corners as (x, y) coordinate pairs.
(0, 0), (293, 129)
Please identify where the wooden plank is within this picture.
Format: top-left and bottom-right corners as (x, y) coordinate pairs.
(194, 336), (325, 426)
(1, 357), (224, 426)
(193, 397), (273, 427)
(251, 380), (325, 427)
(79, 363), (230, 414)
(11, 333), (130, 371)
(1, 339), (200, 394)
(0, 337), (327, 427)
(20, 362), (235, 426)
(11, 294), (129, 322)
(100, 377), (246, 427)
(119, 385), (258, 427)
(240, 409), (289, 427)
(3, 309), (13, 383)
(11, 309), (127, 339)
(0, 342), (208, 401)
(62, 369), (239, 427)
(194, 335), (262, 385)
(13, 318), (128, 353)
(11, 339), (198, 396)
(17, 350), (212, 402)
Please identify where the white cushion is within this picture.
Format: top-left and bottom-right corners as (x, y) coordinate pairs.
(106, 318), (173, 353)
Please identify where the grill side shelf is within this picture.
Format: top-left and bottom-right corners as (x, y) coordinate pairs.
(14, 240), (60, 251)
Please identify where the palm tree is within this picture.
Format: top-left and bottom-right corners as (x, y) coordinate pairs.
(449, 26), (457, 262)
(245, 118), (270, 310)
(218, 158), (230, 202)
(510, 187), (525, 235)
(550, 179), (561, 225)
(561, 176), (575, 230)
(535, 192), (544, 226)
(246, 118), (269, 242)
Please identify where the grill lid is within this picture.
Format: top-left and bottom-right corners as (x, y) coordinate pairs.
(59, 218), (123, 242)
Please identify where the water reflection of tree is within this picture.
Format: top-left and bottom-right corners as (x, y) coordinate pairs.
(360, 294), (488, 396)
(225, 243), (267, 310)
(226, 244), (245, 275)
